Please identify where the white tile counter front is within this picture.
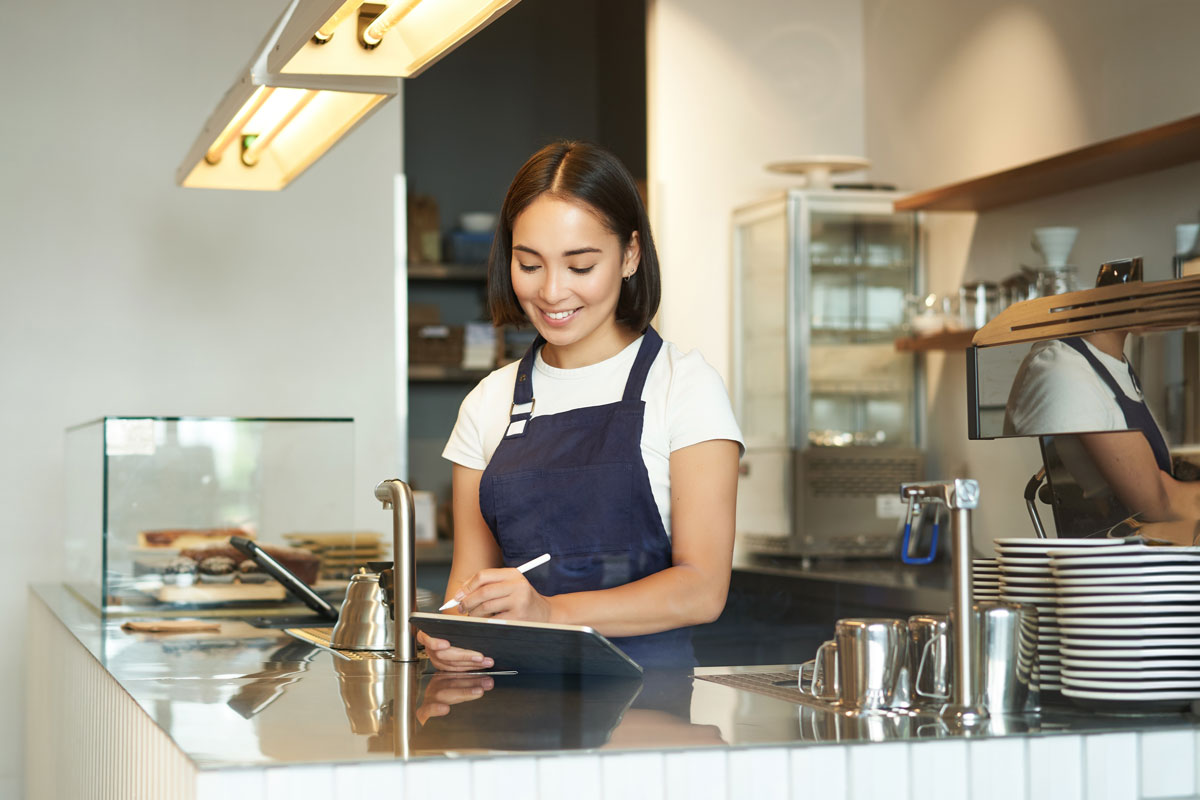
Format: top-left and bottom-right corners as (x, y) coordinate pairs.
(26, 585), (1200, 800)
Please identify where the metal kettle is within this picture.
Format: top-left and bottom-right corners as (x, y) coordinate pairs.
(329, 479), (419, 660)
(330, 563), (396, 651)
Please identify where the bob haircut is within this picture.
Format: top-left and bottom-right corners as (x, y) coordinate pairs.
(486, 141), (661, 333)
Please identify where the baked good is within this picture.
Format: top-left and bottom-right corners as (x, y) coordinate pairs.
(237, 559), (269, 584)
(138, 527), (252, 550)
(180, 543), (320, 586)
(197, 556), (237, 583)
(161, 556), (198, 587)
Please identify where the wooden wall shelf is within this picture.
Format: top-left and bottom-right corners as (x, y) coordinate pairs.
(894, 113), (1200, 212)
(894, 329), (977, 352)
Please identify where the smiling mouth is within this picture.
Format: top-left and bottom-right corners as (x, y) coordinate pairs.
(543, 308), (579, 321)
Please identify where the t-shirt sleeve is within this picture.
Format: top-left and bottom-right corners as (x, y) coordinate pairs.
(1007, 347), (1121, 435)
(665, 349), (746, 456)
(441, 380), (491, 471)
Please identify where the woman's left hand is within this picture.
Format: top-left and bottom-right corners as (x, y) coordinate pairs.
(454, 567), (552, 621)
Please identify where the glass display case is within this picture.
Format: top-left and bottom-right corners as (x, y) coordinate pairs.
(732, 189), (924, 558)
(65, 417), (363, 612)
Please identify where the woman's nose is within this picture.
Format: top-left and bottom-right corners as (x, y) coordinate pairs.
(538, 267), (567, 303)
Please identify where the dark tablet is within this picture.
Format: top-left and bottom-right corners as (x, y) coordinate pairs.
(409, 612), (643, 678)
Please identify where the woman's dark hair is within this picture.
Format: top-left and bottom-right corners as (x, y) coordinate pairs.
(486, 141), (661, 332)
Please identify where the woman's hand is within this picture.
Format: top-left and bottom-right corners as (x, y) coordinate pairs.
(417, 629), (495, 672)
(453, 567), (553, 621)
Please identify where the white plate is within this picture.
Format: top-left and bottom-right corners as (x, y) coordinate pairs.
(999, 585), (1057, 596)
(1058, 583), (1200, 595)
(1060, 657), (1200, 671)
(1063, 675), (1200, 690)
(997, 554), (1053, 564)
(1060, 631), (1200, 645)
(998, 573), (1056, 584)
(1055, 571), (1200, 585)
(1057, 606), (1200, 618)
(1062, 686), (1200, 703)
(996, 565), (1054, 575)
(1063, 667), (1200, 680)
(1050, 553), (1200, 569)
(1052, 562), (1200, 576)
(1056, 593), (1200, 606)
(1059, 614), (1200, 627)
(995, 537), (1131, 549)
(1060, 647), (1200, 662)
(1050, 543), (1200, 558)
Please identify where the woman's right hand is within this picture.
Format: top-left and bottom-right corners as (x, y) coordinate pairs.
(417, 629), (495, 672)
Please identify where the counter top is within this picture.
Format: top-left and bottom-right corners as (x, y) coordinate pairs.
(33, 583), (1200, 774)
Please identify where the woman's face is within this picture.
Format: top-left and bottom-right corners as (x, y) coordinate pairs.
(510, 194), (639, 368)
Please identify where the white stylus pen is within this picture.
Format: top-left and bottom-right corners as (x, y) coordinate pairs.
(438, 552), (552, 611)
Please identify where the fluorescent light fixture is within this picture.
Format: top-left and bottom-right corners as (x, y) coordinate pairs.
(177, 2), (398, 190)
(267, 0), (523, 78)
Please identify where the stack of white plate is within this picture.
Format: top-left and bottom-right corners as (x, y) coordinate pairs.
(1050, 543), (1200, 711)
(994, 538), (1128, 694)
(972, 558), (1001, 599)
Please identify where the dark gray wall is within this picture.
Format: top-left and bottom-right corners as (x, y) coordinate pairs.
(403, 0), (646, 238)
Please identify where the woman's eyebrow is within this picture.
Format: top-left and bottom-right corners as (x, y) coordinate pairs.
(511, 244), (602, 257)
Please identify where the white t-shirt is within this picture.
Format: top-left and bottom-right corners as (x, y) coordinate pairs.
(1003, 339), (1152, 436)
(442, 335), (745, 539)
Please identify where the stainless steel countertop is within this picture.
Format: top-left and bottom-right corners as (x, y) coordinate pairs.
(33, 584), (1199, 771)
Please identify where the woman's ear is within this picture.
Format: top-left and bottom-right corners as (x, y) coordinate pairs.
(623, 231), (641, 277)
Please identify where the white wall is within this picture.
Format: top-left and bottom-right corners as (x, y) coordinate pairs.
(0, 1), (402, 795)
(863, 0), (1200, 547)
(646, 0), (867, 379)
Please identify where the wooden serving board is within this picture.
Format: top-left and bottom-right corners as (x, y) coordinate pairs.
(155, 583), (286, 604)
(973, 275), (1200, 348)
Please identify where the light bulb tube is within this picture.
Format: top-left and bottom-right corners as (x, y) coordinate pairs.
(362, 0), (422, 47)
(313, 0), (365, 43)
(241, 90), (319, 167)
(205, 87), (275, 165)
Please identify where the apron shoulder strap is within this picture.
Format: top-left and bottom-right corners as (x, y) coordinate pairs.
(504, 334), (544, 439)
(622, 327), (664, 403)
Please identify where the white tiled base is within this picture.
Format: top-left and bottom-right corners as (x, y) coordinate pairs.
(185, 732), (1200, 800)
(41, 585), (1200, 800)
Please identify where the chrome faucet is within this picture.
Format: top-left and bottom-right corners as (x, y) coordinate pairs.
(375, 478), (419, 662)
(900, 479), (985, 725)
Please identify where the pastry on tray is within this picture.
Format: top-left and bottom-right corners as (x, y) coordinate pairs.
(180, 543), (320, 586)
(161, 556), (198, 587)
(137, 527), (252, 550)
(237, 559), (269, 584)
(196, 556), (237, 583)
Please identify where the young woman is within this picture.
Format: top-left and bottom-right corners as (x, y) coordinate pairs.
(420, 141), (743, 669)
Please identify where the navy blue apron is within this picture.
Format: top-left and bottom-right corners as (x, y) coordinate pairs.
(478, 327), (695, 669)
(1059, 337), (1173, 475)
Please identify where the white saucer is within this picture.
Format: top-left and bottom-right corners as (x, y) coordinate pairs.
(1055, 570), (1200, 584)
(1060, 632), (1200, 645)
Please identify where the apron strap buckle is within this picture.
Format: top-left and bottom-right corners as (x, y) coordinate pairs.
(504, 399), (535, 438)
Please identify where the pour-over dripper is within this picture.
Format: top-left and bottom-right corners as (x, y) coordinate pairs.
(1031, 227), (1078, 268)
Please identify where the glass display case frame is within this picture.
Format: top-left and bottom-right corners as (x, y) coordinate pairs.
(732, 189), (926, 559)
(64, 416), (361, 613)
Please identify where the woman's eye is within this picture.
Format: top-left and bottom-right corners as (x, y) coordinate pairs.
(569, 265), (595, 275)
(517, 263), (540, 273)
